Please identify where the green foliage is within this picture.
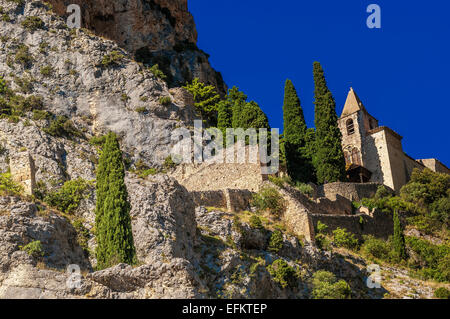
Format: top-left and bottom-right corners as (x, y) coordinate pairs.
(149, 64), (166, 80)
(251, 186), (286, 218)
(14, 76), (34, 93)
(135, 107), (147, 114)
(267, 259), (297, 288)
(89, 135), (107, 146)
(393, 210), (407, 260)
(0, 172), (23, 195)
(43, 116), (81, 138)
(316, 221), (328, 234)
(72, 218), (90, 255)
(40, 65), (53, 77)
(295, 182), (314, 197)
(229, 86), (248, 129)
(163, 156), (177, 170)
(15, 44), (33, 66)
(101, 51), (125, 67)
(20, 240), (44, 258)
(332, 227), (358, 249)
(311, 270), (351, 299)
(44, 178), (90, 214)
(32, 109), (50, 121)
(282, 79), (314, 183)
(216, 99), (232, 141)
(95, 132), (136, 270)
(184, 78), (221, 126)
(312, 62), (346, 184)
(268, 230), (284, 253)
(159, 96), (172, 106)
(406, 236), (449, 282)
(249, 215), (263, 229)
(21, 16), (45, 31)
(434, 287), (450, 299)
(360, 235), (393, 261)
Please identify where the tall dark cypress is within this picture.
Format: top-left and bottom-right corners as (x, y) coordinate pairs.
(313, 62), (346, 184)
(282, 79), (313, 182)
(217, 100), (232, 146)
(95, 132), (136, 270)
(393, 210), (407, 260)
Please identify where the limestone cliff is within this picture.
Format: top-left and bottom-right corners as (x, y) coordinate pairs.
(46, 0), (227, 94)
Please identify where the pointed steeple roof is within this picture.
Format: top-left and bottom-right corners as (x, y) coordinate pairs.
(341, 87), (366, 117)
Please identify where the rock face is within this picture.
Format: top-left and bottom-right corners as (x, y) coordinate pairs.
(46, 0), (227, 94)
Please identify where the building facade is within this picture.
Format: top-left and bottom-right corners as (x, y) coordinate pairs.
(338, 88), (450, 192)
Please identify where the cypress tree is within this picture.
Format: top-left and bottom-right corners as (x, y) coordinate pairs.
(217, 100), (232, 146)
(393, 210), (407, 260)
(95, 132), (136, 270)
(229, 86), (248, 129)
(313, 62), (346, 184)
(282, 79), (314, 182)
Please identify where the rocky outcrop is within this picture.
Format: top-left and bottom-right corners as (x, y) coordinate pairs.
(46, 0), (227, 93)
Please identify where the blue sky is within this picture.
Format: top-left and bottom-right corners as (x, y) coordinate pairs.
(188, 0), (450, 166)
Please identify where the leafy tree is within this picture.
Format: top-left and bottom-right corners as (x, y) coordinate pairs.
(282, 79), (314, 182)
(311, 270), (351, 299)
(95, 132), (136, 270)
(267, 259), (297, 288)
(393, 210), (407, 260)
(184, 78), (221, 126)
(313, 62), (346, 184)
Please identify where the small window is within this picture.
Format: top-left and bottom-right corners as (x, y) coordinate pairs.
(346, 119), (355, 135)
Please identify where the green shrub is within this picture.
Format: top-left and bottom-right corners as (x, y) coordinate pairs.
(406, 236), (450, 282)
(295, 182), (314, 197)
(101, 50), (125, 67)
(43, 116), (81, 138)
(32, 109), (50, 121)
(44, 178), (90, 214)
(316, 221), (328, 234)
(21, 16), (45, 31)
(72, 218), (90, 255)
(138, 168), (158, 178)
(159, 96), (172, 106)
(20, 240), (44, 258)
(252, 186), (286, 218)
(267, 259), (297, 288)
(40, 65), (53, 77)
(0, 172), (23, 195)
(135, 107), (148, 114)
(121, 93), (129, 102)
(268, 175), (287, 188)
(149, 64), (166, 80)
(89, 135), (107, 146)
(311, 270), (351, 299)
(360, 235), (392, 261)
(15, 44), (33, 66)
(434, 287), (450, 299)
(268, 230), (283, 253)
(14, 76), (33, 93)
(163, 156), (177, 170)
(332, 227), (358, 249)
(249, 215), (263, 229)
